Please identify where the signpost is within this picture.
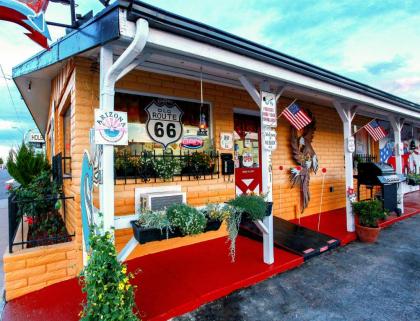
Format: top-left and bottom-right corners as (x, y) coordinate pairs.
(145, 100), (183, 149)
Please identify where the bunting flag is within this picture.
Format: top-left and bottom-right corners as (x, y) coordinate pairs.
(364, 119), (387, 141)
(280, 101), (312, 130)
(0, 0), (51, 49)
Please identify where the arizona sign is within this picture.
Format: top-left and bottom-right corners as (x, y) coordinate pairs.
(0, 0), (51, 49)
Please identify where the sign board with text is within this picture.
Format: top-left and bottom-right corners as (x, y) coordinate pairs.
(263, 128), (277, 151)
(94, 109), (128, 146)
(261, 91), (277, 127)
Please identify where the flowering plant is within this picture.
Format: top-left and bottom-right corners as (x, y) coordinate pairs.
(79, 231), (139, 321)
(152, 156), (180, 181)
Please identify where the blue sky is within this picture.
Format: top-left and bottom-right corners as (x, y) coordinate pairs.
(0, 0), (419, 160)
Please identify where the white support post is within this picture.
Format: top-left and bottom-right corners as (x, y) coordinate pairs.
(98, 19), (149, 237)
(239, 77), (284, 265)
(99, 46), (115, 234)
(334, 100), (358, 232)
(388, 114), (405, 213)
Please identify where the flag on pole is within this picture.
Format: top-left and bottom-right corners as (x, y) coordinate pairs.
(281, 101), (312, 130)
(364, 119), (387, 141)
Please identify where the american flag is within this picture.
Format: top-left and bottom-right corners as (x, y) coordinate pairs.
(380, 142), (393, 162)
(281, 102), (312, 130)
(364, 120), (387, 141)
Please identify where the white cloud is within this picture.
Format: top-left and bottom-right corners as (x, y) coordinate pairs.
(0, 120), (18, 131)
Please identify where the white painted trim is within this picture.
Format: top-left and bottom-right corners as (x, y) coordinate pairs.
(141, 27), (420, 120)
(114, 214), (139, 230)
(117, 236), (138, 262)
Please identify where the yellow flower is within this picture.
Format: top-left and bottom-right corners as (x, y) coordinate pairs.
(125, 284), (131, 290)
(121, 266), (127, 274)
(118, 282), (124, 291)
(123, 277), (129, 284)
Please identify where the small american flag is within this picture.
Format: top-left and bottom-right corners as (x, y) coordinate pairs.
(364, 120), (387, 141)
(281, 102), (312, 130)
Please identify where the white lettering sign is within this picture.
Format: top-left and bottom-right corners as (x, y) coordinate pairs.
(347, 136), (355, 153)
(263, 128), (277, 151)
(261, 91), (277, 127)
(94, 109), (128, 145)
(145, 101), (183, 149)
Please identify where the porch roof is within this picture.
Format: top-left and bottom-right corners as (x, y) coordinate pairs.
(12, 0), (420, 134)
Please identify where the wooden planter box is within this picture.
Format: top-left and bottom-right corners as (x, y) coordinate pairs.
(131, 218), (222, 244)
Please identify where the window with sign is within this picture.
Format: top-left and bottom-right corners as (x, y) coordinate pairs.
(233, 114), (260, 168)
(114, 92), (212, 155)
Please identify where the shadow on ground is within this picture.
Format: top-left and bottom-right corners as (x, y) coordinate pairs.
(176, 216), (420, 321)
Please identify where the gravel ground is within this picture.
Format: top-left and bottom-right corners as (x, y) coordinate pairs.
(176, 215), (420, 321)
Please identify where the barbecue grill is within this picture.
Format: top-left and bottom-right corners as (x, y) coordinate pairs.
(355, 162), (405, 214)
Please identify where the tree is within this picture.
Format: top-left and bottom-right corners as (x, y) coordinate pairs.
(6, 142), (50, 187)
(0, 157), (3, 165)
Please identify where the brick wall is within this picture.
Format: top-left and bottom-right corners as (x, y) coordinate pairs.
(3, 242), (78, 300)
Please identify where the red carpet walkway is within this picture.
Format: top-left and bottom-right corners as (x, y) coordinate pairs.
(2, 236), (303, 321)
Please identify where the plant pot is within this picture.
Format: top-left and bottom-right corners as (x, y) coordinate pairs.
(204, 219), (222, 231)
(355, 223), (381, 243)
(130, 221), (181, 244)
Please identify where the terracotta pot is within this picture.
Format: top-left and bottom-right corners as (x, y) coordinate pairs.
(355, 223), (381, 243)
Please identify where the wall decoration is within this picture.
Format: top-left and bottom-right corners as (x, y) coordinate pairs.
(220, 132), (233, 150)
(94, 109), (128, 145)
(289, 111), (318, 212)
(180, 136), (204, 149)
(242, 152), (254, 168)
(145, 100), (183, 149)
(0, 0), (51, 48)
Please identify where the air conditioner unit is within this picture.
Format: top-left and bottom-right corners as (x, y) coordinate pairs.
(139, 191), (186, 212)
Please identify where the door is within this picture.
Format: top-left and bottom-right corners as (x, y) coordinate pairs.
(234, 113), (262, 195)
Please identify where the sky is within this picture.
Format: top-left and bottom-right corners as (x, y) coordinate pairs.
(0, 0), (419, 160)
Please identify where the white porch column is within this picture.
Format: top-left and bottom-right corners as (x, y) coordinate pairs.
(388, 114), (405, 213)
(99, 45), (115, 233)
(334, 101), (358, 232)
(239, 76), (284, 265)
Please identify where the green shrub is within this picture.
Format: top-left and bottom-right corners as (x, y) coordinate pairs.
(202, 203), (231, 221)
(152, 157), (180, 181)
(137, 209), (172, 237)
(353, 199), (387, 228)
(166, 203), (207, 236)
(79, 231), (139, 321)
(227, 194), (267, 221)
(7, 142), (49, 187)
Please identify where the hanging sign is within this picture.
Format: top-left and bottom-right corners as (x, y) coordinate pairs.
(181, 136), (203, 149)
(94, 109), (128, 146)
(263, 128), (277, 151)
(220, 132), (233, 150)
(261, 91), (277, 127)
(347, 136), (355, 153)
(145, 100), (184, 149)
(0, 0), (51, 49)
(242, 152), (254, 167)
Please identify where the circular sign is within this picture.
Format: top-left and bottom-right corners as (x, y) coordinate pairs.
(145, 100), (183, 149)
(181, 136), (204, 149)
(242, 152), (253, 167)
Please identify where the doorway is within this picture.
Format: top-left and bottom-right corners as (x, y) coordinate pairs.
(233, 113), (262, 195)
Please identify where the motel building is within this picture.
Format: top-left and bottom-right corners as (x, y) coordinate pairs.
(3, 1), (420, 320)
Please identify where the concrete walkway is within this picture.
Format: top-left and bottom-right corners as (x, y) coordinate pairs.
(176, 215), (420, 321)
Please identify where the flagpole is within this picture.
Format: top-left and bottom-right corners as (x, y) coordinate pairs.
(278, 98), (298, 119)
(352, 118), (378, 137)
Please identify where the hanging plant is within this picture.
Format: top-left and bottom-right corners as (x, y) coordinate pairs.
(225, 205), (242, 262)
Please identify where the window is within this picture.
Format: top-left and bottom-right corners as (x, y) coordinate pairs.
(63, 106), (71, 175)
(114, 92), (212, 155)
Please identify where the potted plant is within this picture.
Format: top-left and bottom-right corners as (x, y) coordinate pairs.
(353, 199), (387, 243)
(166, 203), (207, 236)
(202, 203), (229, 231)
(407, 173), (420, 186)
(152, 156), (180, 181)
(181, 152), (214, 177)
(227, 194), (270, 221)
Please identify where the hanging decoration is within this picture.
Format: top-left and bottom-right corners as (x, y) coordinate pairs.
(280, 99), (312, 130)
(197, 66), (208, 137)
(289, 110), (318, 212)
(0, 0), (52, 49)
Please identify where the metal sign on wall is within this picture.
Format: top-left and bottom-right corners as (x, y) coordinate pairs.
(94, 109), (128, 146)
(0, 0), (52, 49)
(261, 91), (277, 127)
(145, 100), (184, 149)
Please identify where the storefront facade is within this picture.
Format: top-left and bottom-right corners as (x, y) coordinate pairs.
(5, 1), (420, 301)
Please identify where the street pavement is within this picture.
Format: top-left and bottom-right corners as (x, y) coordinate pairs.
(176, 215), (420, 321)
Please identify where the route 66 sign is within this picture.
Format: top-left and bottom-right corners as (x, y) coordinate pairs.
(145, 100), (183, 149)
